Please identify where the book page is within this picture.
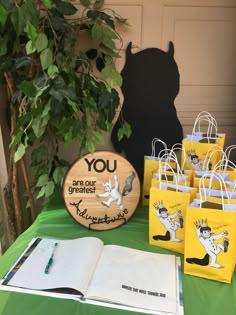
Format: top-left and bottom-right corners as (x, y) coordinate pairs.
(3, 237), (104, 295)
(85, 245), (177, 314)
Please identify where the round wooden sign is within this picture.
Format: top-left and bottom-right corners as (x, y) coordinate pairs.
(63, 151), (140, 230)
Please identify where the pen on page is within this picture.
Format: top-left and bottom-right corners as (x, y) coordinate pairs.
(44, 242), (58, 274)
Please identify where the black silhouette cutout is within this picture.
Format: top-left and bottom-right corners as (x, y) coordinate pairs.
(111, 42), (183, 180)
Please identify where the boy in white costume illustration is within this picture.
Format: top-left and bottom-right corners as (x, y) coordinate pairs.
(187, 149), (211, 171)
(152, 201), (183, 242)
(96, 171), (124, 210)
(186, 219), (229, 268)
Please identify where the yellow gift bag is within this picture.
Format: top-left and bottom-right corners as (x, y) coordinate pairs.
(193, 152), (236, 191)
(184, 173), (236, 283)
(149, 181), (196, 254)
(152, 148), (192, 187)
(142, 138), (175, 205)
(190, 111), (225, 149)
(181, 112), (225, 171)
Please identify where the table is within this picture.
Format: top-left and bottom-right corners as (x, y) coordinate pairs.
(0, 192), (236, 315)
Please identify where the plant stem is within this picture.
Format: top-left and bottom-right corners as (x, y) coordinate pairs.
(3, 186), (16, 244)
(20, 158), (37, 221)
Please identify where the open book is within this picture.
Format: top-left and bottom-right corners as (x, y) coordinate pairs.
(0, 237), (183, 315)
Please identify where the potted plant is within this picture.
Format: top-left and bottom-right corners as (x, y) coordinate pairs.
(0, 0), (131, 242)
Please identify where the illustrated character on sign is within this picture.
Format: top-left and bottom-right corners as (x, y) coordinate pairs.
(186, 219), (229, 268)
(97, 171), (136, 210)
(187, 149), (211, 171)
(152, 201), (183, 242)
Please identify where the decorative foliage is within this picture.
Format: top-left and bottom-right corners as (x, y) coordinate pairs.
(0, 0), (130, 239)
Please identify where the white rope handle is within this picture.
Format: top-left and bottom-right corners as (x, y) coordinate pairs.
(204, 144), (224, 169)
(158, 161), (180, 191)
(157, 147), (179, 164)
(171, 142), (187, 170)
(192, 112), (218, 140)
(195, 111), (218, 134)
(225, 145), (236, 163)
(213, 150), (236, 172)
(213, 159), (236, 199)
(199, 172), (230, 210)
(157, 152), (188, 189)
(151, 138), (167, 157)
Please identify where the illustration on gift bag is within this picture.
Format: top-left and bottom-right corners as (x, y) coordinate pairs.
(96, 171), (136, 210)
(152, 201), (184, 242)
(187, 149), (211, 171)
(186, 219), (229, 268)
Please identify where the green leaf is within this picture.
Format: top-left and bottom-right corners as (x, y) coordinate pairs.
(84, 96), (97, 109)
(99, 12), (115, 29)
(115, 15), (128, 24)
(14, 143), (26, 162)
(94, 0), (104, 9)
(117, 121), (132, 141)
(85, 109), (92, 127)
(10, 130), (24, 148)
(26, 40), (36, 55)
(50, 15), (69, 31)
(0, 35), (7, 57)
(0, 4), (8, 25)
(80, 0), (91, 6)
(35, 33), (48, 53)
(100, 44), (121, 58)
(44, 180), (55, 198)
(41, 101), (51, 118)
(36, 186), (46, 199)
(112, 70), (122, 87)
(32, 114), (50, 138)
(86, 10), (99, 20)
(22, 0), (39, 28)
(12, 111), (32, 134)
(53, 166), (68, 185)
(55, 0), (78, 16)
(25, 22), (38, 42)
(19, 80), (36, 97)
(64, 131), (72, 147)
(67, 98), (78, 112)
(91, 21), (103, 43)
(92, 130), (105, 144)
(56, 118), (72, 135)
(98, 90), (110, 108)
(101, 64), (112, 80)
(87, 141), (96, 153)
(41, 0), (53, 9)
(40, 48), (53, 70)
(101, 27), (117, 50)
(31, 145), (48, 167)
(47, 65), (59, 79)
(36, 174), (49, 187)
(72, 120), (81, 138)
(11, 6), (26, 36)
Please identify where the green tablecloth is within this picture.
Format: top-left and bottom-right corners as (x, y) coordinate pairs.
(0, 193), (236, 315)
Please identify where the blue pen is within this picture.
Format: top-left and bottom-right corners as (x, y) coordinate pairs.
(44, 242), (58, 274)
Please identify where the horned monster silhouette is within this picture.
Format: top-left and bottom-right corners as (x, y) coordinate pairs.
(111, 42), (183, 180)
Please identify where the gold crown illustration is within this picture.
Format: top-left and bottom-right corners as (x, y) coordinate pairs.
(194, 219), (208, 228)
(153, 201), (164, 209)
(187, 149), (196, 156)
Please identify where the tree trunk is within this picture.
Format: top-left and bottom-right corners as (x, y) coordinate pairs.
(3, 71), (36, 239)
